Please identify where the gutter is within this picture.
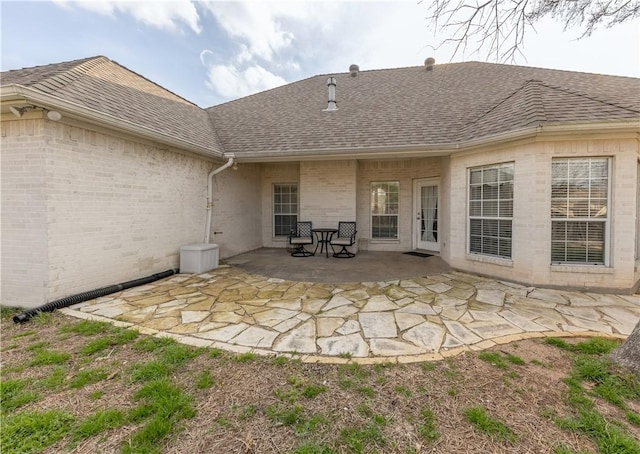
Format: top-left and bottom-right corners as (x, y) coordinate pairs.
(229, 120), (640, 162)
(0, 84), (223, 160)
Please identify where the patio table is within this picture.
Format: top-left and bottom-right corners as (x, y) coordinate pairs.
(312, 228), (338, 258)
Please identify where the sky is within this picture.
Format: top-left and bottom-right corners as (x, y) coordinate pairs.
(1, 0), (639, 108)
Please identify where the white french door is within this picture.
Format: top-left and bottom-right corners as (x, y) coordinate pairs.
(414, 178), (440, 252)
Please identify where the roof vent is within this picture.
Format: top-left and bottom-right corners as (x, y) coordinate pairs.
(349, 64), (359, 77)
(424, 57), (436, 71)
(324, 77), (338, 111)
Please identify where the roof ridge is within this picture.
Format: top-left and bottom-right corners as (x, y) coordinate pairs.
(29, 56), (110, 93)
(462, 79), (548, 133)
(536, 81), (640, 114)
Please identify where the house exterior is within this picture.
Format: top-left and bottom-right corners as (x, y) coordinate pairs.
(1, 56), (639, 309)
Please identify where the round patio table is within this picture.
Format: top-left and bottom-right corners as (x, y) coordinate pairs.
(312, 228), (338, 258)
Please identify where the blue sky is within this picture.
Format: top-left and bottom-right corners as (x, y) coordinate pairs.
(2, 1), (639, 107)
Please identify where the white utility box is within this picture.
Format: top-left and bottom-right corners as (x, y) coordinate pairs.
(180, 243), (219, 274)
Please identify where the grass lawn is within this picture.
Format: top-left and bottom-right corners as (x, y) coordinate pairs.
(1, 308), (639, 453)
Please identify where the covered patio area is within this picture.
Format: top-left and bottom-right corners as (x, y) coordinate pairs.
(60, 249), (640, 364)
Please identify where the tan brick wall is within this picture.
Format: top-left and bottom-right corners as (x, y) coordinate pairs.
(300, 160), (357, 227)
(357, 158), (443, 251)
(1, 119), (49, 306)
(2, 118), (221, 308)
(261, 162), (299, 248)
(210, 163), (263, 257)
(448, 138), (639, 292)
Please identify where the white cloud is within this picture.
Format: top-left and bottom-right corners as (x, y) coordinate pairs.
(204, 62), (287, 99)
(53, 0), (201, 33)
(201, 1), (326, 63)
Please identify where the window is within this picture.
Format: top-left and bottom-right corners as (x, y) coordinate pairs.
(371, 181), (399, 239)
(551, 158), (609, 265)
(273, 183), (298, 237)
(468, 163), (514, 258)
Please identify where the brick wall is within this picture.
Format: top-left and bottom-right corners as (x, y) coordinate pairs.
(1, 118), (49, 306)
(448, 138), (639, 292)
(261, 162), (299, 247)
(1, 117), (228, 308)
(210, 163), (262, 257)
(357, 157), (443, 251)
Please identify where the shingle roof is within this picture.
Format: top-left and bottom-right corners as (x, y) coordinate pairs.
(207, 61), (640, 156)
(1, 56), (223, 155)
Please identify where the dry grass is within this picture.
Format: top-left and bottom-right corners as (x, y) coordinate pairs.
(1, 310), (638, 454)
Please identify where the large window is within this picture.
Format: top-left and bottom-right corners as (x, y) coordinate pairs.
(551, 158), (609, 265)
(371, 181), (399, 239)
(273, 183), (298, 237)
(468, 163), (514, 258)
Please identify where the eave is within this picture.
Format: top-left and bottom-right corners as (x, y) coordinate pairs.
(0, 84), (225, 161)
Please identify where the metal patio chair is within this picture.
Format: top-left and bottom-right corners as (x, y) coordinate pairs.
(330, 221), (357, 258)
(288, 221), (314, 257)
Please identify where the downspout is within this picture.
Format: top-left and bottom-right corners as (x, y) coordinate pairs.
(204, 154), (235, 243)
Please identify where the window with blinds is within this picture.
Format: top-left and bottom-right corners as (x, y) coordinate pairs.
(273, 183), (298, 237)
(468, 163), (514, 258)
(551, 158), (609, 265)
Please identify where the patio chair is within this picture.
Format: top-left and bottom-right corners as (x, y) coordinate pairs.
(330, 221), (357, 258)
(289, 221), (314, 257)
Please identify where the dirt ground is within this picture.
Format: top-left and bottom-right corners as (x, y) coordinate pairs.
(2, 311), (638, 454)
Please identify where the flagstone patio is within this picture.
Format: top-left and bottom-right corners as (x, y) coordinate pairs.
(60, 259), (640, 364)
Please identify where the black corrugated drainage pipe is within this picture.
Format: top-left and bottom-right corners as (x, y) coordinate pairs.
(13, 269), (179, 324)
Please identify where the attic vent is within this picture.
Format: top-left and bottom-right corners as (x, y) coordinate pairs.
(324, 77), (338, 111)
(349, 64), (359, 77)
(424, 57), (436, 71)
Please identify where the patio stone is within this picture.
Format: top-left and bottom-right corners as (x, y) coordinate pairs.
(466, 320), (522, 339)
(231, 326), (279, 348)
(321, 305), (359, 318)
(442, 334), (464, 349)
(556, 306), (601, 322)
(369, 338), (426, 356)
(402, 322), (445, 352)
(439, 306), (467, 321)
(209, 311), (244, 324)
(359, 313), (397, 338)
(426, 283), (453, 294)
(336, 320), (361, 335)
(316, 317), (345, 337)
(142, 317), (180, 330)
(322, 295), (353, 311)
(273, 320), (317, 353)
(360, 295), (399, 312)
(317, 333), (370, 357)
(498, 310), (547, 332)
(302, 299), (328, 314)
(397, 302), (438, 315)
(196, 322), (250, 341)
(395, 313), (425, 331)
(180, 311), (210, 324)
(273, 318), (304, 333)
(267, 299), (302, 311)
(442, 320), (483, 344)
(385, 286), (419, 300)
(60, 255), (640, 365)
(475, 289), (505, 306)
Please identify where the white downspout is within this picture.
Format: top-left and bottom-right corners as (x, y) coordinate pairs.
(204, 154), (235, 243)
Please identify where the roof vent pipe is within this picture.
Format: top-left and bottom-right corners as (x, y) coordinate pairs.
(424, 57), (436, 71)
(325, 77), (337, 111)
(349, 64), (359, 77)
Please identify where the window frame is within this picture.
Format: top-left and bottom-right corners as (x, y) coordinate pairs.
(370, 181), (400, 240)
(467, 162), (514, 260)
(550, 157), (611, 266)
(272, 183), (298, 238)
